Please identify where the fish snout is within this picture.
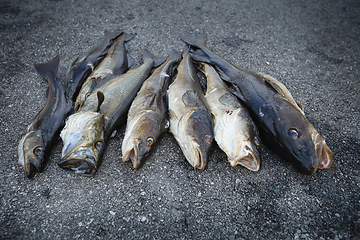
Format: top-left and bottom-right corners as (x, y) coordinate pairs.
(58, 146), (98, 175)
(232, 141), (260, 171)
(185, 139), (208, 170)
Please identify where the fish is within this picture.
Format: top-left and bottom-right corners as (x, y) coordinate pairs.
(202, 63), (261, 171)
(122, 50), (182, 169)
(167, 48), (213, 170)
(59, 50), (165, 175)
(74, 32), (137, 111)
(181, 33), (333, 175)
(65, 30), (123, 102)
(18, 55), (72, 178)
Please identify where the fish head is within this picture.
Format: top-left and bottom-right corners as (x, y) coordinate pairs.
(122, 112), (164, 169)
(18, 130), (45, 178)
(178, 109), (213, 170)
(275, 106), (333, 175)
(59, 111), (105, 175)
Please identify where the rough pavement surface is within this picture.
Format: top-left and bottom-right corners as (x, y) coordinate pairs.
(1, 0), (359, 239)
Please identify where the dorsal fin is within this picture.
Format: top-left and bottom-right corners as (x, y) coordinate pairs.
(96, 91), (105, 112)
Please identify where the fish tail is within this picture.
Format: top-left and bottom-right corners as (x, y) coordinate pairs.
(34, 55), (60, 83)
(104, 30), (124, 39)
(180, 33), (207, 47)
(167, 50), (182, 63)
(142, 49), (166, 67)
(122, 32), (137, 42)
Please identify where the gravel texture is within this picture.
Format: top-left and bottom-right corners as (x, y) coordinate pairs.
(1, 0), (360, 239)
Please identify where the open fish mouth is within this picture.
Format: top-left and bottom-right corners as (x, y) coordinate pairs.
(122, 139), (141, 169)
(58, 147), (97, 175)
(182, 139), (207, 170)
(313, 133), (333, 170)
(227, 141), (260, 171)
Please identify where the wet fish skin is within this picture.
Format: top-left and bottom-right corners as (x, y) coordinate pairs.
(168, 48), (213, 170)
(65, 30), (123, 102)
(122, 50), (182, 168)
(18, 55), (72, 178)
(60, 50), (165, 175)
(59, 111), (105, 175)
(181, 33), (333, 175)
(74, 32), (137, 111)
(203, 63), (261, 171)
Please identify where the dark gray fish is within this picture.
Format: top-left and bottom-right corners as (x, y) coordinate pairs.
(167, 48), (213, 170)
(59, 50), (165, 175)
(181, 33), (332, 175)
(122, 50), (182, 169)
(65, 30), (123, 102)
(18, 56), (72, 178)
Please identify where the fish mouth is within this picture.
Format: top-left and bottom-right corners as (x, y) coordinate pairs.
(122, 139), (141, 169)
(228, 141), (260, 171)
(313, 133), (333, 170)
(58, 147), (97, 175)
(182, 139), (207, 170)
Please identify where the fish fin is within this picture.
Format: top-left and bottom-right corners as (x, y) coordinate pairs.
(260, 73), (304, 114)
(180, 33), (207, 47)
(219, 93), (242, 108)
(34, 55), (60, 83)
(96, 91), (105, 112)
(123, 33), (137, 42)
(182, 90), (203, 108)
(127, 53), (135, 68)
(296, 101), (304, 112)
(142, 49), (166, 67)
(104, 30), (124, 39)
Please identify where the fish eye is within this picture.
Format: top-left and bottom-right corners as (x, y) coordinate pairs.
(205, 135), (213, 144)
(85, 92), (91, 99)
(288, 128), (299, 139)
(254, 137), (260, 146)
(33, 147), (44, 156)
(147, 137), (154, 146)
(95, 141), (104, 151)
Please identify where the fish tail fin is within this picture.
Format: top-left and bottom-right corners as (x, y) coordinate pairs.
(142, 49), (166, 67)
(122, 33), (137, 42)
(127, 53), (135, 67)
(34, 55), (60, 83)
(167, 50), (182, 63)
(104, 30), (124, 39)
(180, 33), (207, 47)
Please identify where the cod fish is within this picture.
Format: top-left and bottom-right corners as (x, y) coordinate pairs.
(203, 63), (261, 171)
(74, 32), (137, 111)
(122, 50), (182, 169)
(59, 50), (164, 175)
(168, 48), (213, 170)
(181, 33), (333, 175)
(18, 56), (72, 178)
(65, 30), (123, 102)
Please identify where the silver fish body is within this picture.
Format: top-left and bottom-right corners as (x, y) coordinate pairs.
(59, 50), (164, 175)
(203, 63), (261, 171)
(122, 50), (182, 168)
(168, 49), (213, 170)
(74, 32), (136, 111)
(181, 33), (333, 175)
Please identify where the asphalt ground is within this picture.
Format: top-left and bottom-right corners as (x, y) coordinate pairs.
(1, 0), (360, 239)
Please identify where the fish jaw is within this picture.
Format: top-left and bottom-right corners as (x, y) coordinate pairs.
(18, 130), (45, 178)
(122, 138), (145, 169)
(312, 132), (333, 170)
(227, 141), (260, 171)
(173, 109), (213, 170)
(60, 111), (105, 175)
(58, 146), (98, 175)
